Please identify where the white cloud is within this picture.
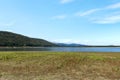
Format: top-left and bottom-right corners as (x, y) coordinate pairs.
(60, 0), (74, 4)
(76, 9), (100, 17)
(93, 2), (120, 24)
(75, 2), (120, 17)
(74, 2), (120, 24)
(106, 2), (120, 9)
(92, 2), (120, 24)
(93, 15), (120, 24)
(52, 15), (67, 20)
(52, 2), (120, 24)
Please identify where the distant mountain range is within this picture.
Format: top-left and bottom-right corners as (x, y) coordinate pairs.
(56, 43), (86, 47)
(0, 31), (118, 47)
(0, 31), (57, 47)
(0, 31), (87, 47)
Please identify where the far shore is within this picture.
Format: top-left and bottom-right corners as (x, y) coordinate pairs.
(0, 46), (120, 48)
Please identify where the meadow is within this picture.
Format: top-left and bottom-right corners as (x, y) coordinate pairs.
(0, 51), (120, 80)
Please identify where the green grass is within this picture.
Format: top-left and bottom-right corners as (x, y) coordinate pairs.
(0, 52), (120, 80)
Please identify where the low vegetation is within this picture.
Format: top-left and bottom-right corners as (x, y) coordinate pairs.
(0, 52), (120, 80)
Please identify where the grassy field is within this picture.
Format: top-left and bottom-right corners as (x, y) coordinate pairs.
(0, 52), (120, 80)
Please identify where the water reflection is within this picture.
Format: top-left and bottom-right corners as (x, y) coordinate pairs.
(0, 47), (120, 52)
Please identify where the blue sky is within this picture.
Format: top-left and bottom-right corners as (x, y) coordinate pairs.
(0, 0), (120, 45)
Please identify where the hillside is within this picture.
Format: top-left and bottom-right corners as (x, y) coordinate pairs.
(0, 31), (56, 47)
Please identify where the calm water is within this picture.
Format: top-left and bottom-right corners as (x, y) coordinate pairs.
(0, 47), (120, 52)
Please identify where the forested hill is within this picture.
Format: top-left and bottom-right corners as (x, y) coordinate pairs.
(0, 31), (56, 47)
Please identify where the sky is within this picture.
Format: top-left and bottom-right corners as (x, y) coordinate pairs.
(0, 0), (120, 45)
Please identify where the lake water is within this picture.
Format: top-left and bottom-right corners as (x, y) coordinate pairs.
(0, 47), (120, 52)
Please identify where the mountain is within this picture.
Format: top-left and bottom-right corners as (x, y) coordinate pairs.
(56, 43), (86, 47)
(0, 31), (56, 47)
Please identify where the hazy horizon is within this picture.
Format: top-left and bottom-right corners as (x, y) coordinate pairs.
(0, 0), (120, 45)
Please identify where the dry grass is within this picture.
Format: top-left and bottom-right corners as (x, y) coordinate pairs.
(0, 52), (120, 80)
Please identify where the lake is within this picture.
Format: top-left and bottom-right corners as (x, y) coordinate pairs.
(0, 47), (120, 52)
